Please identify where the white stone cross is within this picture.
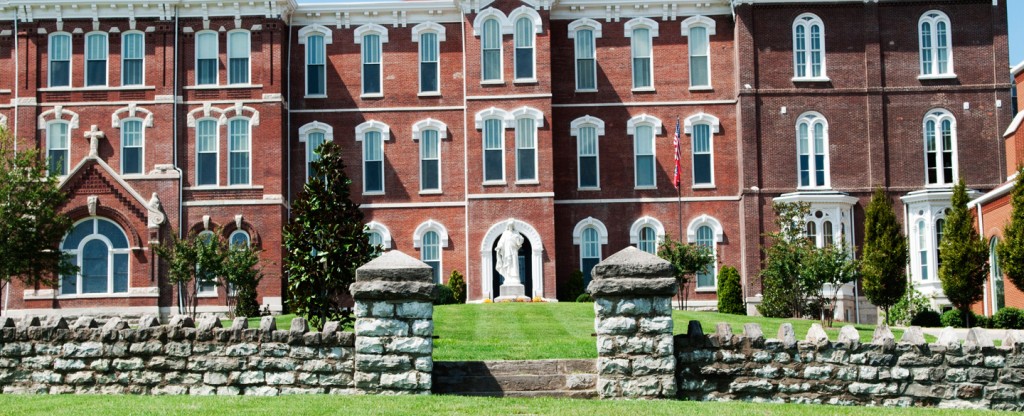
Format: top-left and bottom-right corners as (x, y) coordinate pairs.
(84, 125), (105, 158)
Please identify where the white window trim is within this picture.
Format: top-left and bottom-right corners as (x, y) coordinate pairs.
(226, 29), (251, 85)
(45, 120), (72, 177)
(365, 221), (393, 250)
(227, 117), (253, 186)
(573, 217), (608, 276)
(298, 121), (334, 181)
(355, 120), (391, 194)
(684, 113), (720, 189)
(792, 13), (829, 82)
(120, 31), (146, 87)
(299, 25), (332, 98)
(412, 22), (446, 95)
(229, 229), (251, 248)
(413, 118), (448, 194)
(687, 214), (723, 292)
(923, 108), (958, 188)
(625, 17), (658, 91)
(796, 111), (831, 190)
(298, 24), (334, 45)
(627, 114), (662, 189)
(354, 24), (389, 98)
(918, 10), (955, 79)
(85, 31), (110, 87)
(478, 15), (506, 84)
(629, 216), (666, 246)
(476, 107), (513, 185)
(195, 117), (220, 187)
(413, 220), (450, 248)
(509, 6), (542, 84)
(512, 107), (543, 184)
(569, 19), (602, 92)
(60, 218), (132, 297)
(119, 118), (146, 175)
(48, 32), (72, 88)
(681, 16), (715, 90)
(570, 115), (605, 190)
(195, 31), (219, 86)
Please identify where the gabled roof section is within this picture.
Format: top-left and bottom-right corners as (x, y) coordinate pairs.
(1006, 111), (1024, 138)
(59, 154), (153, 220)
(1013, 60), (1024, 77)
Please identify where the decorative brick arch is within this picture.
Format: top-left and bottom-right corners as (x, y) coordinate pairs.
(111, 104), (155, 129)
(38, 106), (80, 130)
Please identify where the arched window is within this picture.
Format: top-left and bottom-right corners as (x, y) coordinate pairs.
(695, 226), (716, 289)
(628, 115), (662, 189)
(60, 218), (130, 295)
(918, 220), (929, 281)
(49, 33), (72, 87)
(355, 24), (388, 96)
(365, 221), (392, 252)
(230, 230), (250, 248)
(228, 118), (251, 185)
(228, 30), (251, 84)
(121, 32), (145, 86)
(368, 231), (384, 248)
(196, 119), (219, 186)
(483, 117), (505, 183)
(482, 18), (502, 82)
(797, 112), (829, 188)
(420, 129), (441, 192)
(419, 31), (440, 94)
(299, 121), (333, 181)
(581, 228), (601, 285)
(196, 231), (217, 294)
(514, 17), (535, 81)
(992, 237), (1005, 312)
(569, 19), (600, 91)
(422, 231), (441, 283)
(924, 109), (957, 186)
(919, 11), (953, 77)
(692, 124), (713, 186)
(793, 14), (825, 80)
(513, 107), (543, 183)
(638, 226), (657, 254)
(626, 18), (658, 89)
(681, 16), (715, 88)
(571, 116), (604, 190)
(806, 221), (818, 244)
(47, 121), (70, 176)
(823, 221), (834, 247)
(356, 121), (390, 193)
(195, 31), (219, 85)
(85, 32), (109, 87)
(302, 30), (328, 96)
(121, 119), (144, 175)
(935, 218), (945, 270)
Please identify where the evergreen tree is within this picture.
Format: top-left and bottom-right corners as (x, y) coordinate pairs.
(757, 202), (813, 318)
(716, 266), (745, 315)
(939, 178), (989, 326)
(998, 167), (1024, 291)
(284, 141), (376, 330)
(861, 187), (909, 325)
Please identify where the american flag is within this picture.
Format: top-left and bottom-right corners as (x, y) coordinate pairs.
(672, 117), (682, 189)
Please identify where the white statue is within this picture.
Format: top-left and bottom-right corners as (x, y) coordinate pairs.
(494, 221), (524, 285)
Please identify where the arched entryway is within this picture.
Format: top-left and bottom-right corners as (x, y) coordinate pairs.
(480, 219), (544, 300)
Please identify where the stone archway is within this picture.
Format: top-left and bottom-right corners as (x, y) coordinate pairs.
(480, 219), (544, 300)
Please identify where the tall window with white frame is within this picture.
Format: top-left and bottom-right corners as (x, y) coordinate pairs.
(577, 125), (599, 189)
(695, 225), (716, 289)
(196, 32), (218, 85)
(363, 130), (384, 193)
(574, 28), (596, 91)
(419, 32), (439, 94)
(306, 34), (326, 96)
(483, 119), (504, 183)
(919, 11), (953, 77)
(516, 118), (537, 182)
(47, 122), (70, 176)
(368, 231), (384, 251)
(305, 131), (326, 180)
(918, 220), (929, 280)
(228, 31), (250, 85)
(793, 14), (825, 80)
(823, 221), (834, 247)
(991, 237), (1005, 312)
(631, 28), (653, 89)
(85, 33), (108, 87)
(924, 110), (956, 186)
(420, 129), (441, 192)
(49, 33), (72, 88)
(688, 26), (710, 88)
(514, 18), (535, 81)
(122, 32), (144, 86)
(797, 113), (828, 188)
(422, 231), (441, 284)
(638, 226), (657, 254)
(228, 119), (250, 186)
(935, 218), (945, 272)
(581, 227), (601, 286)
(634, 124), (655, 188)
(197, 231), (217, 294)
(692, 124), (713, 187)
(121, 120), (144, 175)
(60, 218), (130, 295)
(482, 19), (502, 82)
(196, 119), (218, 186)
(362, 33), (382, 95)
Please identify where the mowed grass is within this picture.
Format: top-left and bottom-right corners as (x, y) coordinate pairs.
(0, 394), (1005, 416)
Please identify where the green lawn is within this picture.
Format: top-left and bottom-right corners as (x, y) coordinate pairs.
(0, 395), (1005, 416)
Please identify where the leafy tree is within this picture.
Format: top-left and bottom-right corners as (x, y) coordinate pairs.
(883, 283), (932, 326)
(801, 240), (860, 327)
(999, 166), (1024, 291)
(757, 202), (814, 318)
(447, 270), (467, 304)
(658, 235), (714, 310)
(223, 240), (264, 318)
(861, 187), (909, 325)
(716, 266), (744, 315)
(154, 231), (226, 317)
(939, 178), (989, 327)
(0, 129), (77, 314)
(284, 141), (376, 330)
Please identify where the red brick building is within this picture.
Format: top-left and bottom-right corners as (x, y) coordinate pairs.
(0, 0), (1011, 323)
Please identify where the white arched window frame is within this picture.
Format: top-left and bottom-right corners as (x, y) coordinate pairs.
(625, 17), (658, 90)
(299, 25), (332, 97)
(512, 107), (543, 184)
(45, 120), (71, 177)
(627, 114), (662, 189)
(687, 214), (724, 291)
(85, 32), (109, 87)
(919, 11), (954, 79)
(572, 217), (608, 283)
(49, 32), (72, 88)
(195, 31), (219, 86)
(227, 117), (252, 186)
(796, 112), (830, 189)
(792, 13), (826, 81)
(413, 220), (450, 248)
(413, 118), (448, 193)
(60, 218), (131, 296)
(475, 107), (512, 184)
(570, 115), (605, 190)
(681, 16), (715, 89)
(195, 118), (219, 186)
(298, 121), (334, 181)
(195, 230), (217, 294)
(121, 31), (145, 86)
(923, 109), (958, 187)
(119, 118), (145, 175)
(365, 221), (393, 250)
(412, 22), (446, 95)
(227, 30), (251, 85)
(991, 237), (1005, 313)
(916, 220), (930, 281)
(355, 24), (389, 97)
(356, 120), (391, 194)
(474, 8), (509, 84)
(685, 113), (720, 188)
(229, 229), (250, 248)
(629, 216), (666, 254)
(509, 6), (541, 83)
(568, 19), (601, 92)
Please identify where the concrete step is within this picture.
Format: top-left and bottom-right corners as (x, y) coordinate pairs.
(434, 359), (596, 377)
(440, 390), (600, 399)
(432, 359), (598, 398)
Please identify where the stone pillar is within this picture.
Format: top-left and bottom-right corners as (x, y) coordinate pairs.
(589, 247), (678, 399)
(351, 250), (437, 394)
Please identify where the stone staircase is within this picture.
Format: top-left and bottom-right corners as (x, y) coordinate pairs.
(432, 359), (598, 398)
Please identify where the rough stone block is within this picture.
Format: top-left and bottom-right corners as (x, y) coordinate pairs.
(244, 386), (279, 396)
(266, 372), (296, 385)
(410, 320), (433, 337)
(598, 358), (630, 376)
(777, 323), (797, 348)
(380, 372), (419, 390)
(356, 354), (411, 372)
(639, 317), (673, 334)
(966, 328), (994, 348)
(351, 281), (437, 302)
(596, 317), (636, 335)
(396, 302), (433, 319)
(936, 327), (961, 347)
(355, 319), (409, 337)
(386, 337), (431, 355)
(414, 357), (433, 372)
(204, 372), (229, 385)
(259, 316), (277, 332)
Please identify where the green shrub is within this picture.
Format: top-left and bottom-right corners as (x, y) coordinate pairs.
(716, 266), (744, 315)
(940, 309), (965, 328)
(974, 314), (992, 329)
(994, 308), (1024, 329)
(575, 293), (594, 303)
(910, 310), (942, 327)
(434, 285), (456, 305)
(561, 270), (586, 302)
(447, 270), (467, 304)
(884, 284), (931, 326)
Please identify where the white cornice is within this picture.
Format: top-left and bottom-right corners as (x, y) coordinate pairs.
(551, 1), (731, 21)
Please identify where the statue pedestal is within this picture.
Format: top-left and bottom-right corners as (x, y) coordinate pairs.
(495, 283), (528, 302)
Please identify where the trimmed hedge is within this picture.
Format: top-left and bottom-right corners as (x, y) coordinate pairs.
(994, 307), (1024, 330)
(716, 266), (744, 315)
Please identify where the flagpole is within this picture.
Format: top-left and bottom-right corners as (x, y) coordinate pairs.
(676, 117), (683, 240)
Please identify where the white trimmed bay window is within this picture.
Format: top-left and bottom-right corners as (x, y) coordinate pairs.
(570, 116), (605, 190)
(60, 218), (130, 295)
